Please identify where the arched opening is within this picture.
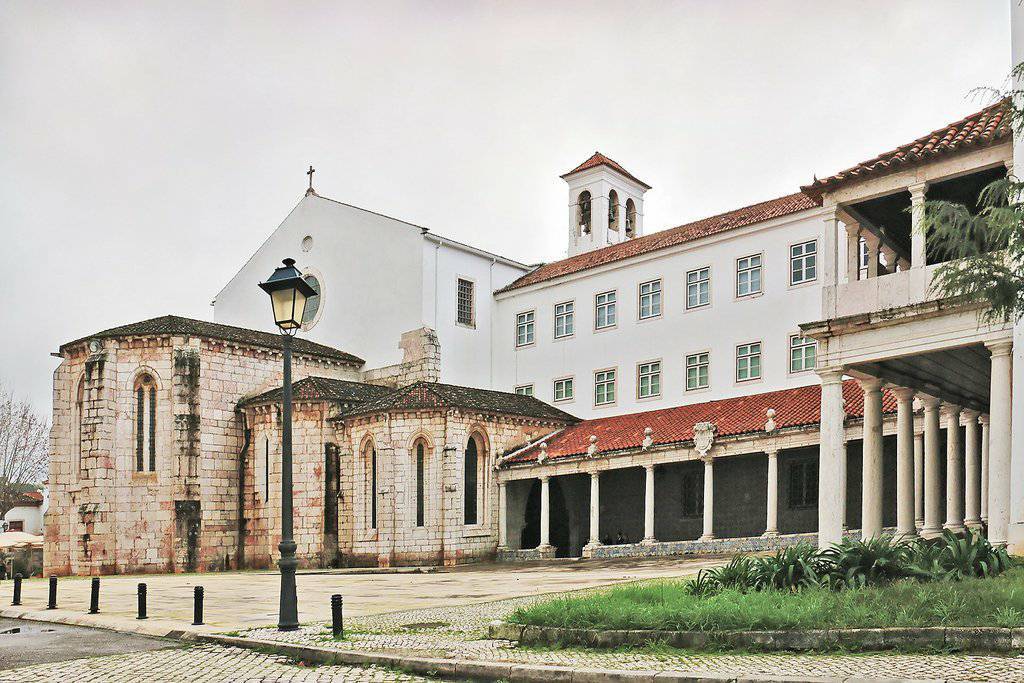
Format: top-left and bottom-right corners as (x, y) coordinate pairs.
(464, 434), (482, 525)
(74, 377), (85, 479)
(413, 438), (429, 528)
(625, 198), (637, 237)
(608, 190), (619, 231)
(577, 191), (592, 235)
(362, 438), (378, 530)
(133, 372), (158, 472)
(521, 478), (571, 556)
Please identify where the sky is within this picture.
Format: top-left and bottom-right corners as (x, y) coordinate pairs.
(0, 1), (1012, 415)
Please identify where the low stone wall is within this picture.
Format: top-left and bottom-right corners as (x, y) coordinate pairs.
(497, 532), (818, 562)
(490, 621), (1024, 653)
(495, 546), (557, 563)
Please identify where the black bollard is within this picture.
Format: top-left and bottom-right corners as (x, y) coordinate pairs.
(331, 594), (344, 639)
(88, 577), (100, 614)
(46, 576), (57, 609)
(192, 586), (204, 626)
(11, 574), (21, 606)
(137, 583), (147, 620)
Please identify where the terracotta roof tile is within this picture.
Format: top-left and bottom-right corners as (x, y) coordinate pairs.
(505, 380), (895, 464)
(561, 152), (652, 189)
(802, 99), (1011, 197)
(61, 315), (364, 365)
(240, 376), (392, 408)
(497, 192), (819, 293)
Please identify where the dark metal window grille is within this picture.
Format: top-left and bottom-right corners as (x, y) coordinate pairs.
(416, 443), (425, 527)
(464, 438), (478, 525)
(457, 279), (474, 326)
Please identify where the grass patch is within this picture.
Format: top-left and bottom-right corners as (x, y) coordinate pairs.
(510, 566), (1024, 632)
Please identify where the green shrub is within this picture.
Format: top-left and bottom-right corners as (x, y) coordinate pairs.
(750, 543), (830, 591)
(705, 555), (757, 592)
(823, 536), (915, 589)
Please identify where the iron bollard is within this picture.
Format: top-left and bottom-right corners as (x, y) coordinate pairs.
(88, 577), (100, 614)
(137, 583), (147, 620)
(11, 574), (21, 606)
(331, 594), (344, 639)
(192, 586), (204, 625)
(46, 576), (57, 609)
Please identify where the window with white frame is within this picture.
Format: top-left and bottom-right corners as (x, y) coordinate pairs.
(514, 384), (534, 397)
(637, 361), (661, 398)
(456, 278), (475, 326)
(789, 335), (816, 373)
(686, 352), (710, 391)
(554, 301), (574, 338)
(595, 291), (617, 329)
(686, 267), (710, 309)
(515, 310), (535, 347)
(859, 237), (869, 279)
(553, 377), (574, 402)
(594, 369), (616, 405)
(736, 342), (762, 381)
(736, 254), (762, 297)
(790, 241), (817, 285)
(638, 280), (662, 319)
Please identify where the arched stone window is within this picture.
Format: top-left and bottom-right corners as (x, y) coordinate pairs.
(464, 432), (487, 526)
(608, 190), (619, 231)
(625, 198), (637, 236)
(255, 434), (270, 503)
(363, 438), (378, 530)
(412, 438), (428, 528)
(578, 191), (592, 234)
(74, 376), (85, 479)
(133, 372), (158, 472)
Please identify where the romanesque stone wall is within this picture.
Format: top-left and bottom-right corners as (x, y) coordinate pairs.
(45, 333), (358, 576)
(360, 328), (440, 388)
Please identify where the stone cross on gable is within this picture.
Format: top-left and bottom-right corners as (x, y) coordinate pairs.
(306, 165), (316, 195)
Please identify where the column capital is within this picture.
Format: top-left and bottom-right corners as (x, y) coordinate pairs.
(540, 475), (550, 483)
(701, 454), (714, 466)
(940, 402), (961, 420)
(919, 394), (941, 410)
(890, 387), (915, 403)
(497, 480), (507, 489)
(961, 408), (982, 421)
(643, 463), (655, 473)
(908, 181), (929, 201)
(844, 221), (861, 237)
(856, 377), (884, 393)
(979, 414), (990, 425)
(764, 448), (780, 458)
(817, 367), (845, 384)
(589, 469), (601, 479)
(986, 339), (1013, 357)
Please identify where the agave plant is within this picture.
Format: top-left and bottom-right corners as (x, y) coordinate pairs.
(706, 555), (757, 593)
(822, 536), (914, 589)
(937, 529), (1012, 580)
(685, 569), (721, 597)
(750, 543), (829, 592)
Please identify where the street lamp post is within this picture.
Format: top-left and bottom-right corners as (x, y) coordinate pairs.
(259, 258), (317, 632)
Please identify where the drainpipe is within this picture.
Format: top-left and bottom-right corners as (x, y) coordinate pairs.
(235, 409), (251, 570)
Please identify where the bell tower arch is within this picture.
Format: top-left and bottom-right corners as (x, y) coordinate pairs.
(562, 152), (650, 257)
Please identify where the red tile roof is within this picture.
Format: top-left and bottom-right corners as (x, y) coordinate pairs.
(504, 380), (895, 464)
(14, 492), (43, 506)
(802, 99), (1011, 197)
(496, 192), (819, 293)
(561, 152), (652, 190)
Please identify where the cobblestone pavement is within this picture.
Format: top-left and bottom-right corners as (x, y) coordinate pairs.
(240, 594), (1024, 681)
(0, 644), (432, 682)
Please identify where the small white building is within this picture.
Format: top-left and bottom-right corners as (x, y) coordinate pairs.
(4, 491), (45, 536)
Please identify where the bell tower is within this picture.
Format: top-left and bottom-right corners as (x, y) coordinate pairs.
(562, 152), (650, 257)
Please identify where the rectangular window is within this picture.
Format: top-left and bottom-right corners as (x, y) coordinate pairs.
(554, 301), (574, 338)
(456, 278), (475, 326)
(788, 459), (819, 509)
(789, 335), (817, 373)
(680, 470), (703, 518)
(594, 369), (616, 406)
(595, 291), (617, 329)
(686, 352), (710, 391)
(553, 377), (574, 402)
(514, 384), (534, 397)
(736, 342), (762, 382)
(859, 237), (869, 279)
(7, 521), (23, 532)
(790, 241), (817, 285)
(515, 310), (535, 347)
(637, 361), (661, 398)
(638, 280), (662, 319)
(686, 267), (710, 309)
(736, 254), (763, 297)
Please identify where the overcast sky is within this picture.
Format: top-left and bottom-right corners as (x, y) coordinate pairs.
(0, 1), (1011, 414)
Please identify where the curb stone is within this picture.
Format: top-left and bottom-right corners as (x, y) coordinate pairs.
(196, 632), (949, 682)
(496, 621), (1022, 654)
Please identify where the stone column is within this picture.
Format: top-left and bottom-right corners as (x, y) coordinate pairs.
(845, 222), (861, 283)
(880, 245), (897, 275)
(643, 464), (656, 544)
(921, 396), (943, 538)
(818, 368), (847, 547)
(914, 432), (925, 530)
(700, 456), (715, 541)
(909, 182), (929, 268)
(586, 471), (601, 548)
(539, 476), (552, 550)
(864, 233), (880, 279)
(963, 410), (982, 530)
(497, 481), (508, 550)
(763, 449), (779, 537)
(980, 414), (990, 524)
(987, 340), (1013, 545)
(860, 378), (885, 539)
(943, 403), (965, 533)
(893, 388), (917, 538)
